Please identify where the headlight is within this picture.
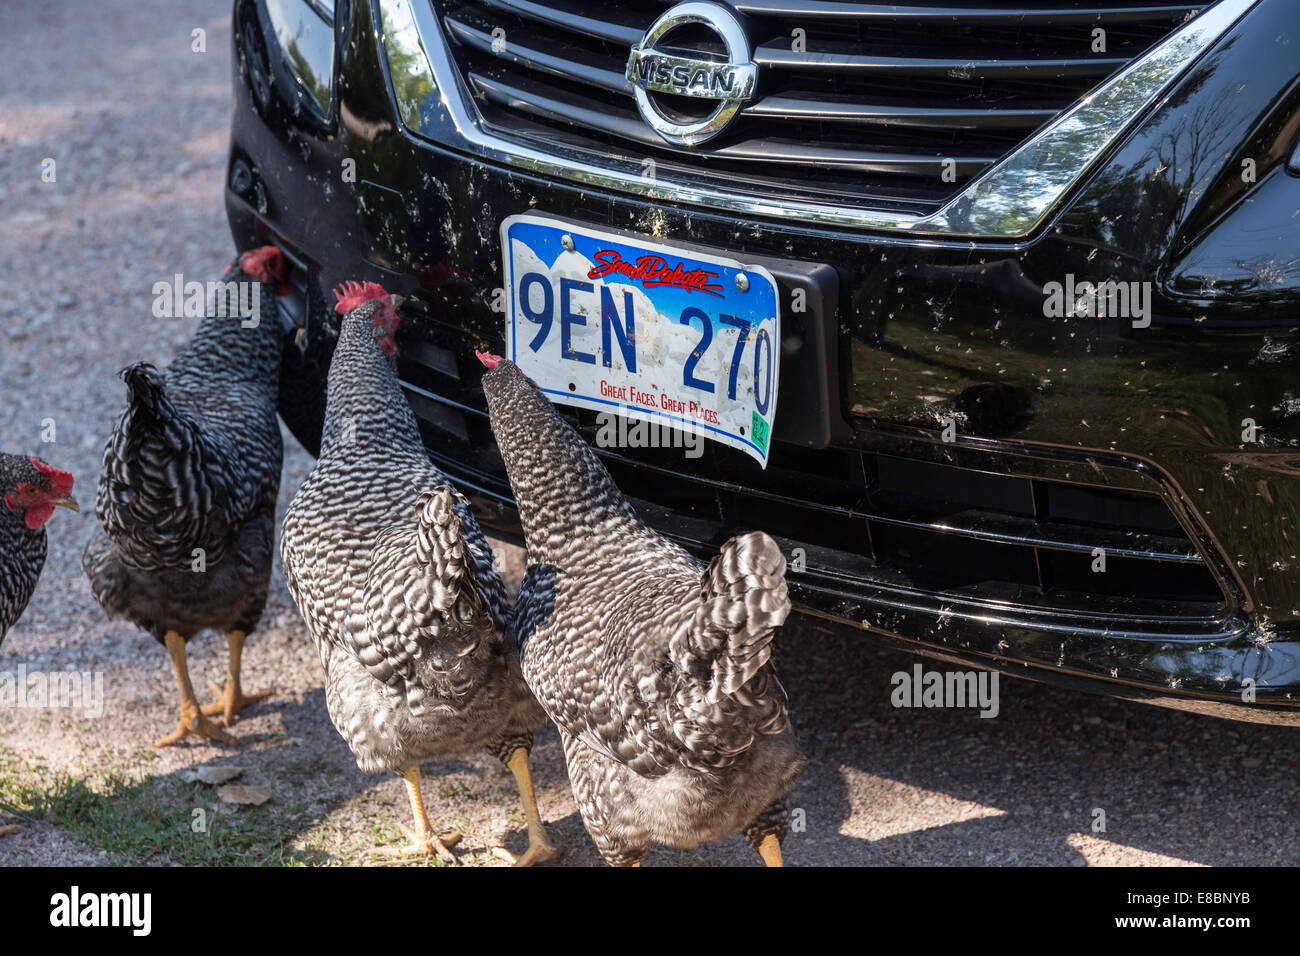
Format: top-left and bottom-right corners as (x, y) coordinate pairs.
(263, 0), (336, 118)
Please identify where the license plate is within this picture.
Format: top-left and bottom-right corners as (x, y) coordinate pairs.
(500, 214), (780, 467)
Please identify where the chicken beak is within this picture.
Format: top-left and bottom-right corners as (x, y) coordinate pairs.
(54, 495), (79, 513)
(389, 294), (406, 311)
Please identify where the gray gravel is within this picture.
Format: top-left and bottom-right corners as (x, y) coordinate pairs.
(1, 0), (1298, 868)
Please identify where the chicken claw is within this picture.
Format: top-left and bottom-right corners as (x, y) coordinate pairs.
(504, 748), (563, 866)
(154, 708), (238, 748)
(155, 631), (238, 747)
(508, 840), (563, 867)
(375, 823), (462, 865)
(203, 681), (274, 726)
(377, 765), (462, 864)
(202, 631), (274, 727)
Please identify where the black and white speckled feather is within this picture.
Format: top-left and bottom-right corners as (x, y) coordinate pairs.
(483, 359), (803, 865)
(279, 300), (539, 776)
(82, 259), (284, 644)
(0, 454), (53, 645)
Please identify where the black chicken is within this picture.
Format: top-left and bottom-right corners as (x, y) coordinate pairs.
(1, 454), (78, 646)
(480, 354), (803, 867)
(83, 246), (286, 747)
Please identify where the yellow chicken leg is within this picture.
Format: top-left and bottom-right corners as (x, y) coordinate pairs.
(376, 765), (462, 864)
(757, 834), (784, 867)
(203, 630), (274, 726)
(155, 631), (237, 747)
(500, 747), (562, 867)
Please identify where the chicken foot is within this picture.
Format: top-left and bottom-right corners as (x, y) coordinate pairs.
(375, 765), (462, 864)
(155, 631), (237, 747)
(500, 747), (563, 867)
(756, 834), (784, 868)
(203, 630), (274, 727)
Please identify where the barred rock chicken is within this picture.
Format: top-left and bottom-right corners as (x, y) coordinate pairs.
(480, 354), (803, 867)
(83, 246), (286, 747)
(279, 282), (559, 865)
(1, 454), (78, 646)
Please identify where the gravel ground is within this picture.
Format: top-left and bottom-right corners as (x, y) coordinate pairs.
(1, 0), (1298, 868)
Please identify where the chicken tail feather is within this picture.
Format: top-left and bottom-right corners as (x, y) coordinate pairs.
(121, 362), (174, 424)
(415, 486), (471, 616)
(691, 531), (790, 701)
(97, 363), (223, 568)
(652, 531), (791, 770)
(355, 485), (508, 701)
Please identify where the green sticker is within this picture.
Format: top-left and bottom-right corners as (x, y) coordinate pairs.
(751, 411), (769, 452)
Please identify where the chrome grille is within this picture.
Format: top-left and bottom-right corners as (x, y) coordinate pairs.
(432, 0), (1208, 214)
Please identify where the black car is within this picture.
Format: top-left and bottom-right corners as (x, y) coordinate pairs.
(227, 0), (1300, 724)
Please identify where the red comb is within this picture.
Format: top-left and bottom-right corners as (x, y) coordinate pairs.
(333, 280), (390, 315)
(237, 246), (287, 290)
(30, 457), (74, 498)
(476, 351), (504, 370)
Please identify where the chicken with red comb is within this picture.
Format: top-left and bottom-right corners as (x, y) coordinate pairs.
(83, 247), (285, 747)
(279, 282), (560, 865)
(334, 280), (400, 357)
(1, 453), (78, 648)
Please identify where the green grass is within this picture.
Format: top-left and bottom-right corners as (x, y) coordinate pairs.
(0, 754), (329, 866)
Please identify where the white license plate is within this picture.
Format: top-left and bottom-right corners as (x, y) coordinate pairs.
(501, 214), (780, 467)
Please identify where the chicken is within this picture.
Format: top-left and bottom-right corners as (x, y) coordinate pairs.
(83, 246), (286, 747)
(1, 454), (78, 646)
(479, 354), (803, 867)
(279, 282), (559, 865)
